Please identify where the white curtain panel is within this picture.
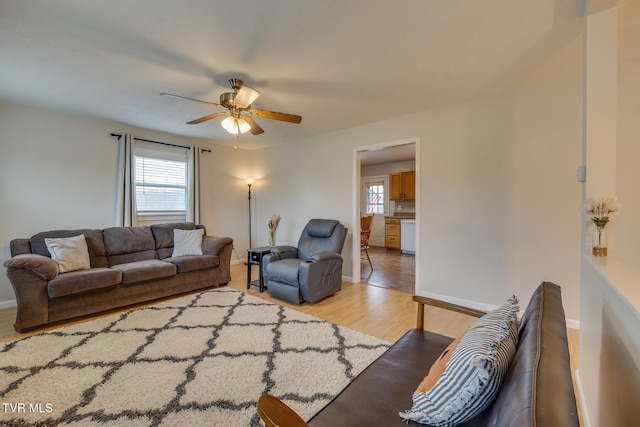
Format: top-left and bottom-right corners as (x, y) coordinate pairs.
(115, 133), (136, 226)
(186, 146), (201, 224)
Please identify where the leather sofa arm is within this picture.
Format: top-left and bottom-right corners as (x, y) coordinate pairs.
(257, 395), (309, 427)
(412, 295), (485, 330)
(4, 254), (59, 280)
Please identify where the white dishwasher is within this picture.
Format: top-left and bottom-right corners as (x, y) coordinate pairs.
(400, 219), (416, 254)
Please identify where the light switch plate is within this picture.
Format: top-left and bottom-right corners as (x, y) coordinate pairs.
(577, 165), (586, 182)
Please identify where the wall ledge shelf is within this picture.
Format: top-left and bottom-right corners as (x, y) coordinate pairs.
(585, 254), (640, 321)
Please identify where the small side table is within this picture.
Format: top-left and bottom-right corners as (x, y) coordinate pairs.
(247, 246), (271, 292)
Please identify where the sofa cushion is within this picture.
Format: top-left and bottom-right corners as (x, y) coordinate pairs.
(150, 222), (197, 259)
(164, 255), (219, 273)
(400, 297), (519, 427)
(103, 226), (157, 266)
(172, 228), (204, 257)
(48, 268), (122, 298)
(44, 235), (91, 273)
(308, 329), (454, 426)
(30, 229), (107, 268)
(110, 259), (177, 284)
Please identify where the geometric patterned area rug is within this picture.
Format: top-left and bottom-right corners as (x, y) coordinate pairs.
(0, 288), (390, 426)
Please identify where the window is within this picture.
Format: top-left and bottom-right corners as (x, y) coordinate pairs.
(366, 184), (385, 214)
(135, 156), (186, 212)
(362, 176), (387, 215)
(134, 141), (189, 224)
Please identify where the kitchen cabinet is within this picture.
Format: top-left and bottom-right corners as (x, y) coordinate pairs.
(390, 171), (415, 201)
(385, 217), (401, 249)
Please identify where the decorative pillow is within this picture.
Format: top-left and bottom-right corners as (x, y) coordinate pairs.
(400, 296), (519, 426)
(172, 228), (204, 257)
(44, 234), (91, 273)
(416, 334), (464, 394)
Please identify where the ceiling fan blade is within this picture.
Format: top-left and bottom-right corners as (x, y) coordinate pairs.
(160, 92), (224, 109)
(249, 109), (302, 124)
(243, 115), (265, 135)
(233, 85), (261, 109)
(186, 112), (227, 124)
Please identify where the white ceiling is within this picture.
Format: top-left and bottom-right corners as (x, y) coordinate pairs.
(0, 0), (589, 150)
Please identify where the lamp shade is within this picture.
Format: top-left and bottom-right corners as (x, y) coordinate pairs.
(222, 116), (251, 134)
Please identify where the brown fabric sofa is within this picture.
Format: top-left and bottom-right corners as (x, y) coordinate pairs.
(4, 222), (233, 332)
(258, 282), (579, 427)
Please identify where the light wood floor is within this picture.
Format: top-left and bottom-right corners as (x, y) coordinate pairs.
(0, 263), (472, 343)
(0, 262), (580, 398)
(0, 262), (579, 355)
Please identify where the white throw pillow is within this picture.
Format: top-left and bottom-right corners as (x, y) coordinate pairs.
(44, 234), (91, 273)
(172, 228), (204, 257)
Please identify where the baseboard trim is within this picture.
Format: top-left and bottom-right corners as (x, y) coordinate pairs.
(574, 369), (592, 427)
(0, 299), (17, 310)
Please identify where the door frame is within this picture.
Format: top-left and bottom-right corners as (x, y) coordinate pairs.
(352, 136), (420, 289)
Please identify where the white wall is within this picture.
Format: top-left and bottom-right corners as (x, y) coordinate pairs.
(0, 101), (251, 307)
(0, 74), (584, 324)
(577, 5), (640, 426)
(250, 76), (583, 322)
(616, 59), (640, 268)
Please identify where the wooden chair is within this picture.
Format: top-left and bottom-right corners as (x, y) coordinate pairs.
(360, 215), (374, 269)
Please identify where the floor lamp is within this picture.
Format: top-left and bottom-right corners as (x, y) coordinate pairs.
(246, 178), (255, 250)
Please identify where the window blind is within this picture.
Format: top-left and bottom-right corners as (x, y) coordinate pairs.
(134, 141), (188, 213)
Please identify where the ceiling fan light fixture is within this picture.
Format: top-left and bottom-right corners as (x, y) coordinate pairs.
(162, 78), (301, 137)
(221, 116), (251, 135)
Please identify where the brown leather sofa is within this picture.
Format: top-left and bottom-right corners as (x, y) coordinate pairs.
(4, 222), (233, 332)
(258, 282), (579, 426)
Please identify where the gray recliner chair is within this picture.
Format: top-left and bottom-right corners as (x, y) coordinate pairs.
(262, 219), (347, 304)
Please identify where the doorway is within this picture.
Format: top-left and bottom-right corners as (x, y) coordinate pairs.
(353, 137), (419, 293)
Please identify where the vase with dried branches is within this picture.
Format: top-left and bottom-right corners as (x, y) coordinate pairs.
(268, 214), (281, 247)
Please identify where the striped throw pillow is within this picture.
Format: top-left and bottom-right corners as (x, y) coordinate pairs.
(399, 296), (519, 426)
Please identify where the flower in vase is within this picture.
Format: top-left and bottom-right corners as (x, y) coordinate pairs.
(583, 196), (622, 229)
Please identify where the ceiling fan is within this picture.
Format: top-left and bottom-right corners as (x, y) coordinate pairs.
(161, 79), (302, 136)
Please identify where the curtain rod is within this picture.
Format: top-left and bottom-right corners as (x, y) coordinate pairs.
(109, 133), (211, 153)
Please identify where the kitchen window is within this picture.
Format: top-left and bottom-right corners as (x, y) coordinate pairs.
(362, 176), (387, 215)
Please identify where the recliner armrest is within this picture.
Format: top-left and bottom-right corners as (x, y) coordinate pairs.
(308, 251), (343, 262)
(262, 250), (296, 277)
(269, 245), (298, 258)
